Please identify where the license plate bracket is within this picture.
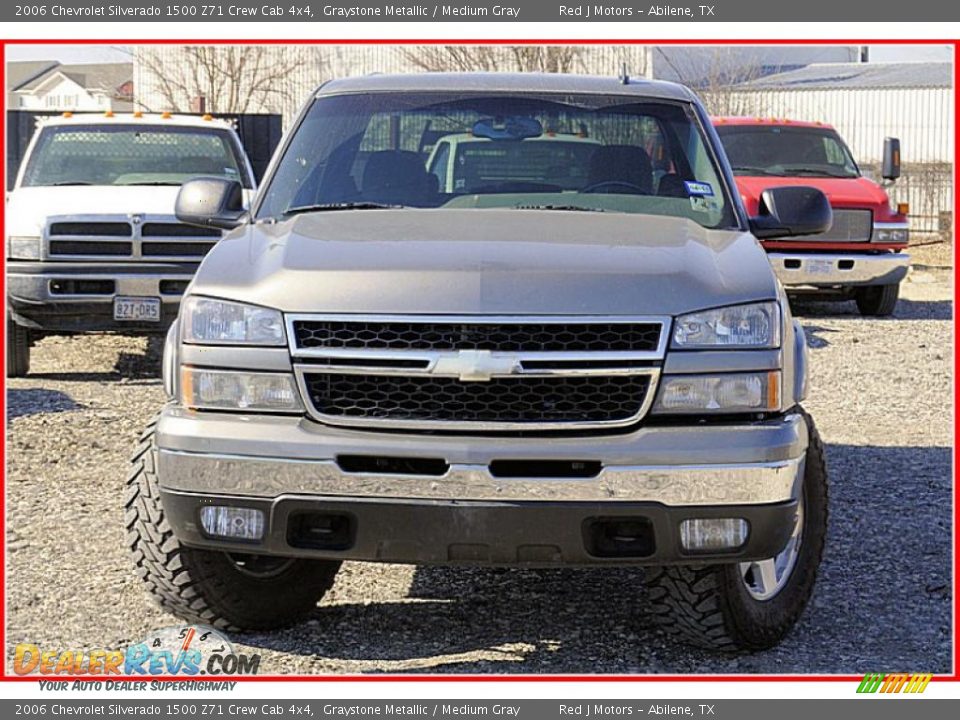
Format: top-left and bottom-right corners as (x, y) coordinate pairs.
(113, 296), (161, 322)
(806, 259), (835, 275)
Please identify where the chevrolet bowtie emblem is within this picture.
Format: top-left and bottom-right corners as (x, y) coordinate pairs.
(434, 350), (520, 382)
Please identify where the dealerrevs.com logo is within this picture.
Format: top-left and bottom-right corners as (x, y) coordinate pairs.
(856, 673), (932, 694)
(14, 625), (261, 676)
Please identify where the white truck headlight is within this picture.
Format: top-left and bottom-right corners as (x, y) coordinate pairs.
(672, 302), (780, 349)
(7, 236), (41, 260)
(873, 226), (909, 243)
(652, 372), (781, 414)
(181, 367), (303, 412)
(181, 296), (285, 346)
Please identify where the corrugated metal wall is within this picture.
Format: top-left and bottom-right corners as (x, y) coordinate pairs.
(725, 87), (953, 163)
(723, 86), (953, 234)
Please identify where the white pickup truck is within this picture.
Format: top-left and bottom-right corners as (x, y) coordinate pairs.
(5, 112), (256, 376)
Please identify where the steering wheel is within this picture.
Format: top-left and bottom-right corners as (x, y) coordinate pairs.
(579, 180), (648, 195)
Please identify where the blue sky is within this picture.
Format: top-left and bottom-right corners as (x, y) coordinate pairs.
(5, 43), (952, 65)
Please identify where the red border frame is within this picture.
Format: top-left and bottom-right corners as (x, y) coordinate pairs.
(0, 37), (956, 685)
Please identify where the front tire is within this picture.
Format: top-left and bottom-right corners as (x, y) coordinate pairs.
(855, 282), (899, 317)
(645, 410), (828, 651)
(125, 416), (342, 631)
(7, 313), (31, 378)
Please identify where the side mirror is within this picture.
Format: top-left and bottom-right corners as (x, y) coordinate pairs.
(882, 137), (901, 181)
(748, 186), (832, 240)
(175, 177), (246, 230)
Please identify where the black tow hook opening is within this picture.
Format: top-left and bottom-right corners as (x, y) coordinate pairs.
(489, 459), (602, 478)
(286, 512), (356, 551)
(583, 516), (656, 558)
(336, 455), (450, 476)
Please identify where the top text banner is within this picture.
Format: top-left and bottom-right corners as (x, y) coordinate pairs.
(5, 0), (960, 22)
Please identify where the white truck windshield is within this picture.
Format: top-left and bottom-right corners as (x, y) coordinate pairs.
(21, 124), (252, 188)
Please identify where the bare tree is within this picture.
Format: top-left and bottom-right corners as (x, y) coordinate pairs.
(654, 47), (775, 117)
(397, 45), (593, 74)
(134, 46), (311, 114)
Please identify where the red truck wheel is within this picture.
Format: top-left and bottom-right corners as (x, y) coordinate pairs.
(855, 283), (900, 317)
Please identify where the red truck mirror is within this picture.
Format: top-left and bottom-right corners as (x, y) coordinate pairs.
(882, 137), (901, 181)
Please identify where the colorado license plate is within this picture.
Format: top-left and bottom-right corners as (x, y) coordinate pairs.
(113, 296), (161, 322)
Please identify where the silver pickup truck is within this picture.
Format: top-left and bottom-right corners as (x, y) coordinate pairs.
(127, 73), (830, 651)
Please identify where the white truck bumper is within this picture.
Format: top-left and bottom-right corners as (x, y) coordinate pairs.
(768, 252), (910, 288)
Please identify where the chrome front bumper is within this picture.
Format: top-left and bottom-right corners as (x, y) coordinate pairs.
(768, 252), (910, 288)
(6, 261), (196, 332)
(7, 262), (195, 305)
(155, 408), (808, 507)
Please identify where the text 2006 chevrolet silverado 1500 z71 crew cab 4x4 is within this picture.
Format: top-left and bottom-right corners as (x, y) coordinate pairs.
(5, 113), (256, 377)
(714, 117), (909, 317)
(127, 74), (831, 651)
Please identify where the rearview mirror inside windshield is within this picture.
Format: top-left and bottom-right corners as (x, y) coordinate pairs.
(472, 116), (543, 141)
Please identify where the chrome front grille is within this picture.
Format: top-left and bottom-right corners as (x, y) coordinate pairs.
(292, 319), (663, 352)
(303, 373), (652, 425)
(288, 314), (668, 431)
(794, 209), (873, 242)
(44, 214), (221, 262)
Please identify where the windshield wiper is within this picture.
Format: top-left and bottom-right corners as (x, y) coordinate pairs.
(48, 181), (92, 186)
(117, 181), (182, 186)
(514, 204), (605, 212)
(730, 166), (785, 177)
(284, 202), (403, 216)
(779, 166), (858, 178)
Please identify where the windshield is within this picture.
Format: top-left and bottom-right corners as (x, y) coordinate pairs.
(21, 124), (252, 188)
(256, 92), (737, 229)
(716, 125), (860, 179)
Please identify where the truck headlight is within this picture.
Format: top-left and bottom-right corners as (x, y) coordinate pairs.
(181, 367), (303, 412)
(181, 296), (285, 346)
(873, 226), (909, 243)
(652, 371), (781, 414)
(672, 302), (780, 349)
(7, 236), (41, 260)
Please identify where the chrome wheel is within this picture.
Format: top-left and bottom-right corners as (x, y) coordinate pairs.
(739, 495), (805, 601)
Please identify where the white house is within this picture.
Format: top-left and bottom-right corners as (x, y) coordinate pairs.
(8, 62), (133, 112)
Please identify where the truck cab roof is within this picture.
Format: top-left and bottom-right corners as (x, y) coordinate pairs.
(712, 116), (837, 131)
(316, 72), (700, 103)
(36, 112), (238, 131)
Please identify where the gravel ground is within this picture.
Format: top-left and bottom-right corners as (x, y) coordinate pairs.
(6, 242), (953, 675)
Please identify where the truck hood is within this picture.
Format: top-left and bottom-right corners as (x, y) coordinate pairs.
(733, 175), (890, 215)
(6, 186), (183, 236)
(6, 185), (254, 236)
(193, 209), (777, 317)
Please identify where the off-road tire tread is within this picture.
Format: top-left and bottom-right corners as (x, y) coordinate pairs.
(645, 409), (828, 651)
(125, 415), (341, 631)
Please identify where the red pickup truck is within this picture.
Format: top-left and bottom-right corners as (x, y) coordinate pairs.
(714, 117), (909, 316)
